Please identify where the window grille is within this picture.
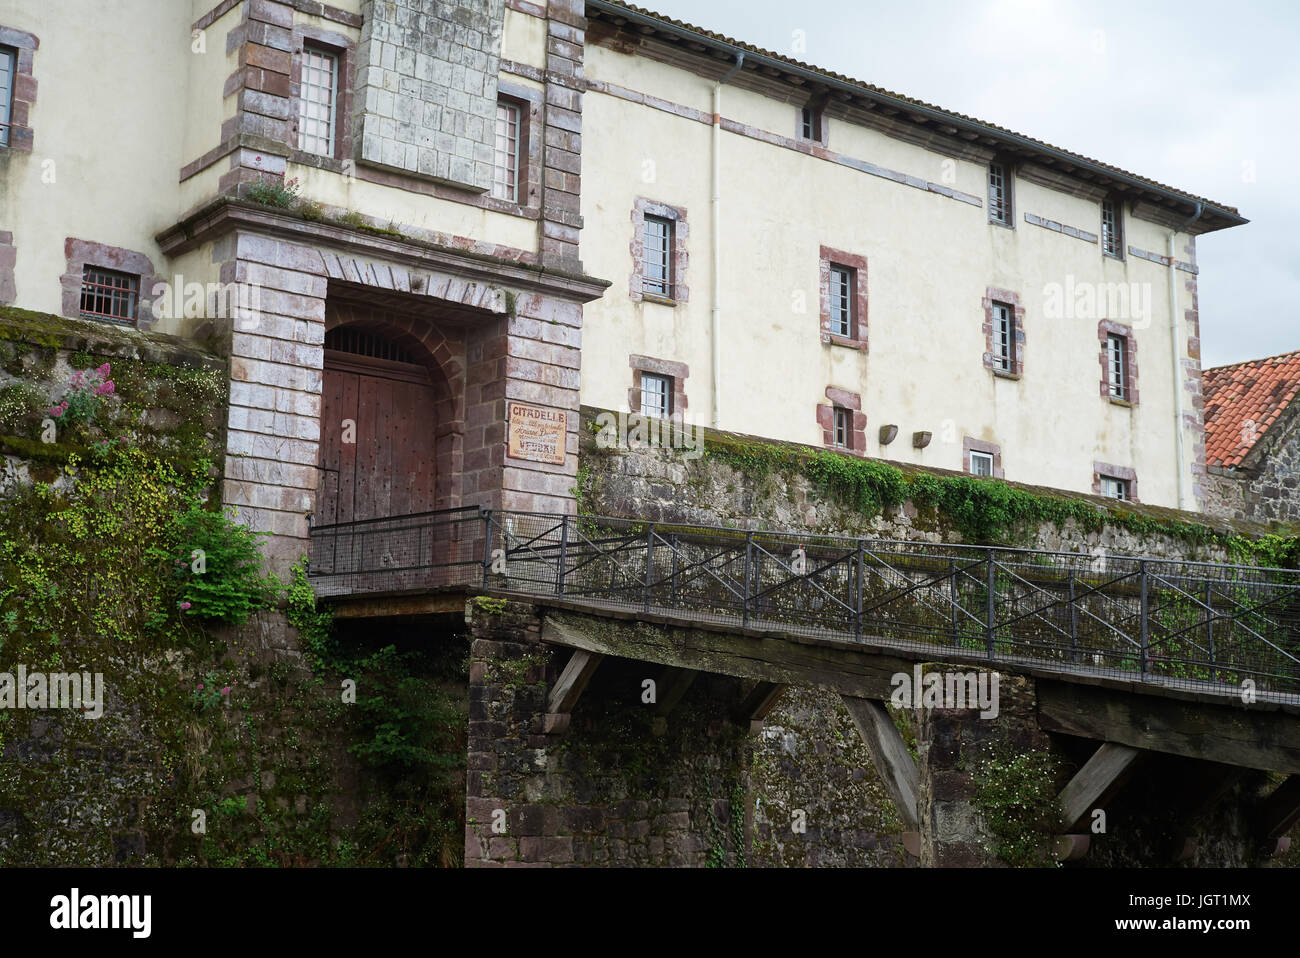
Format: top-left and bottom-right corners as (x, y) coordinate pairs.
(492, 100), (521, 202)
(325, 326), (416, 364)
(640, 373), (671, 419)
(1101, 476), (1130, 500)
(988, 162), (1011, 225)
(298, 45), (338, 156)
(0, 46), (15, 149)
(833, 406), (850, 449)
(643, 216), (672, 297)
(1101, 198), (1122, 257)
(992, 302), (1013, 371)
(830, 266), (853, 338)
(1107, 333), (1127, 399)
(79, 266), (139, 325)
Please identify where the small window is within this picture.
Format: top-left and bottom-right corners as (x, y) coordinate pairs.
(829, 265), (855, 338)
(642, 215), (672, 298)
(991, 301), (1014, 372)
(969, 450), (995, 477)
(988, 161), (1012, 226)
(0, 46), (15, 149)
(298, 44), (338, 157)
(1107, 333), (1128, 400)
(640, 372), (671, 419)
(832, 406), (850, 449)
(492, 99), (522, 202)
(80, 266), (139, 325)
(799, 106), (823, 142)
(1100, 476), (1130, 501)
(1101, 198), (1123, 258)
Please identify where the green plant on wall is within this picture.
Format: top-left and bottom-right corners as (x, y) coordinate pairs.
(151, 504), (281, 626)
(971, 744), (1064, 867)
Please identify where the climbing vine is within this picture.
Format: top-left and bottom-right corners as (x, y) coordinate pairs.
(971, 744), (1064, 868)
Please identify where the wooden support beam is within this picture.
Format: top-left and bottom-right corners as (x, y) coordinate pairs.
(1258, 775), (1300, 839)
(841, 695), (919, 830)
(1037, 681), (1300, 774)
(1058, 742), (1143, 830)
(654, 666), (697, 717)
(545, 649), (603, 733)
(733, 681), (787, 732)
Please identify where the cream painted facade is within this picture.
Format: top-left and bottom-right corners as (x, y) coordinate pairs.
(0, 0), (1243, 521)
(578, 38), (1220, 510)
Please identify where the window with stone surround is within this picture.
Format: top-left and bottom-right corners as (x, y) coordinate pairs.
(988, 161), (1013, 226)
(1094, 461), (1139, 502)
(297, 44), (338, 157)
(290, 27), (353, 166)
(817, 387), (865, 453)
(1098, 320), (1138, 404)
(627, 355), (689, 417)
(630, 199), (689, 304)
(492, 99), (523, 203)
(982, 287), (1025, 378)
(819, 246), (868, 349)
(0, 26), (38, 152)
(963, 437), (1005, 478)
(61, 238), (163, 330)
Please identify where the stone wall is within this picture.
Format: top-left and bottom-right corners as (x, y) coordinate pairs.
(355, 0), (506, 190)
(465, 599), (752, 867)
(1203, 406), (1300, 527)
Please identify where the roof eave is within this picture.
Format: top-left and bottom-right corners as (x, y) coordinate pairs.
(589, 0), (1248, 233)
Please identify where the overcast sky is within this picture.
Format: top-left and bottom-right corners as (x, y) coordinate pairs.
(641, 0), (1299, 369)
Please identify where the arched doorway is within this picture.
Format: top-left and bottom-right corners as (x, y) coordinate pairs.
(316, 324), (440, 525)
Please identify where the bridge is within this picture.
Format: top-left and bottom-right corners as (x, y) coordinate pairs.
(308, 507), (1300, 866)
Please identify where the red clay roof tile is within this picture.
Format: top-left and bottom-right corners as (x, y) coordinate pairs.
(1203, 350), (1300, 469)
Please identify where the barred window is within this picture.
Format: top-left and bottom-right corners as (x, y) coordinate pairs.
(80, 266), (139, 325)
(640, 373), (671, 419)
(1107, 333), (1127, 399)
(1101, 198), (1123, 258)
(988, 161), (1012, 226)
(0, 46), (14, 149)
(492, 99), (521, 202)
(829, 265), (854, 338)
(992, 301), (1014, 371)
(298, 45), (338, 157)
(969, 450), (994, 477)
(642, 215), (672, 297)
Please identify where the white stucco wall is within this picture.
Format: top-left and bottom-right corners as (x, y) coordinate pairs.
(578, 42), (1207, 510)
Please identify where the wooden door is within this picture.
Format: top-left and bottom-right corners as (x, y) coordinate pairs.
(316, 351), (438, 526)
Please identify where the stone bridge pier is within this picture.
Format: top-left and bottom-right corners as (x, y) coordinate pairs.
(463, 599), (1300, 868)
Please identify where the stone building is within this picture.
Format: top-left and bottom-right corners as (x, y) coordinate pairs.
(1203, 349), (1300, 526)
(0, 0), (1249, 569)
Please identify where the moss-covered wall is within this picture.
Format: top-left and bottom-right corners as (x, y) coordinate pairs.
(0, 310), (467, 866)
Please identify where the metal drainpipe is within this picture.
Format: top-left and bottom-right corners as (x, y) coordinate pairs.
(712, 52), (745, 430)
(1168, 201), (1203, 511)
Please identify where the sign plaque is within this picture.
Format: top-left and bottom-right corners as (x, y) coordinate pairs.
(507, 402), (567, 465)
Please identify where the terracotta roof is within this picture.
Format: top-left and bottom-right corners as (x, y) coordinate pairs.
(589, 1), (1246, 227)
(1203, 350), (1300, 468)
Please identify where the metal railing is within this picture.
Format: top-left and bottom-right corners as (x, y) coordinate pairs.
(308, 509), (1300, 697)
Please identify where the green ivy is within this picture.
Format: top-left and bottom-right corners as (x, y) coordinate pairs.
(971, 744), (1064, 867)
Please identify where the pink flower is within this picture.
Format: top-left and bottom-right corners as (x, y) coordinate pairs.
(222, 686), (231, 694)
(95, 363), (111, 377)
(179, 601), (192, 611)
(197, 684), (204, 690)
